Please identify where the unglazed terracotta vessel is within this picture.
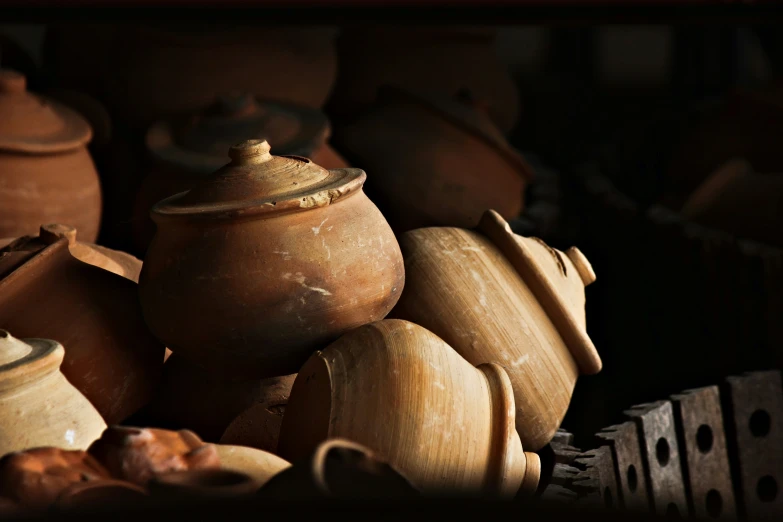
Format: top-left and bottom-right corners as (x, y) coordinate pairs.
(220, 392), (291, 453)
(139, 139), (404, 378)
(333, 86), (533, 233)
(0, 448), (110, 509)
(0, 69), (102, 241)
(132, 93), (348, 253)
(278, 319), (540, 496)
(53, 479), (148, 511)
(0, 332), (106, 455)
(142, 354), (295, 442)
(214, 444), (290, 488)
(391, 210), (602, 451)
(258, 439), (420, 500)
(88, 427), (221, 486)
(0, 232), (165, 424)
(148, 469), (258, 500)
(328, 27), (519, 133)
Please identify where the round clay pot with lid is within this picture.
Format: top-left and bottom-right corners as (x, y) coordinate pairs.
(0, 331), (107, 455)
(0, 69), (102, 241)
(139, 139), (404, 379)
(133, 93), (348, 253)
(333, 85), (533, 234)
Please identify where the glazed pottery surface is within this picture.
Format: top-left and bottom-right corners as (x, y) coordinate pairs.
(0, 233), (164, 423)
(88, 427), (221, 486)
(214, 444), (290, 488)
(392, 210), (601, 451)
(0, 69), (102, 241)
(333, 86), (532, 233)
(139, 139), (404, 378)
(0, 331), (107, 455)
(278, 319), (539, 496)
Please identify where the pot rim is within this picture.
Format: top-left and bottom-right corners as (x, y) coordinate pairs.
(0, 331), (64, 393)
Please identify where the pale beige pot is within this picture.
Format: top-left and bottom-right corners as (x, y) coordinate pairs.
(0, 331), (106, 455)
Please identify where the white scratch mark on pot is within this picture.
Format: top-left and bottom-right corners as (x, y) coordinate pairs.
(433, 381), (446, 390)
(428, 360), (441, 372)
(312, 217), (329, 235)
(282, 272), (332, 296)
(511, 354), (530, 367)
(64, 429), (75, 445)
(470, 270), (488, 307)
(327, 226), (333, 231)
(461, 246), (483, 252)
(321, 236), (331, 260)
(273, 250), (292, 261)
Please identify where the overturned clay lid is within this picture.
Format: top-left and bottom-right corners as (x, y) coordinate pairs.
(152, 139), (365, 222)
(146, 93), (330, 175)
(0, 69), (92, 154)
(0, 330), (64, 391)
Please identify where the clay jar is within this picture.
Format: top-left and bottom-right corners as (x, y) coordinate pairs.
(0, 69), (101, 241)
(333, 86), (533, 234)
(133, 93), (348, 253)
(277, 319), (540, 496)
(0, 332), (107, 455)
(391, 210), (602, 451)
(0, 229), (165, 424)
(142, 353), (295, 442)
(328, 27), (519, 133)
(139, 139), (404, 379)
(214, 444), (290, 488)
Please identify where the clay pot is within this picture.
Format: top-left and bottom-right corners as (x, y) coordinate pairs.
(0, 448), (110, 509)
(214, 444), (290, 488)
(278, 319), (540, 496)
(390, 210), (602, 451)
(333, 86), (533, 234)
(44, 24), (337, 131)
(220, 395), (290, 454)
(681, 158), (783, 248)
(0, 69), (102, 241)
(148, 469), (258, 500)
(133, 93), (348, 253)
(328, 27), (519, 133)
(258, 439), (419, 500)
(142, 354), (295, 442)
(0, 231), (165, 424)
(53, 480), (149, 511)
(0, 332), (107, 455)
(88, 427), (221, 486)
(139, 139), (404, 379)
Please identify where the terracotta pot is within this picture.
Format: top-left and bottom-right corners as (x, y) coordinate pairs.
(333, 86), (533, 234)
(148, 469), (258, 500)
(0, 231), (165, 424)
(0, 69), (102, 242)
(88, 427), (221, 486)
(142, 354), (295, 442)
(44, 24), (337, 131)
(53, 479), (148, 511)
(328, 27), (519, 133)
(681, 158), (783, 248)
(220, 395), (290, 454)
(278, 319), (540, 496)
(214, 444), (290, 488)
(0, 448), (110, 509)
(133, 93), (348, 253)
(258, 439), (419, 500)
(0, 331), (107, 455)
(139, 139), (404, 379)
(391, 210), (602, 451)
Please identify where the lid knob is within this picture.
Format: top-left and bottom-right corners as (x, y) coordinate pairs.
(565, 247), (596, 286)
(228, 139), (273, 165)
(0, 330), (33, 366)
(0, 69), (26, 94)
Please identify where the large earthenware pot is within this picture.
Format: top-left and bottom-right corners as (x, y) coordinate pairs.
(278, 319), (540, 496)
(0, 230), (165, 424)
(133, 93), (347, 253)
(0, 69), (101, 241)
(333, 86), (532, 234)
(391, 210), (602, 451)
(139, 139), (404, 378)
(0, 332), (107, 455)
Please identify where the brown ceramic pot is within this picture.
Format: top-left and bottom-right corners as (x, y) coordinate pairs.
(220, 392), (291, 454)
(0, 331), (107, 455)
(213, 445), (290, 489)
(132, 93), (348, 253)
(0, 69), (101, 241)
(0, 448), (110, 509)
(328, 27), (519, 133)
(142, 353), (295, 442)
(0, 229), (165, 424)
(148, 469), (258, 500)
(333, 86), (533, 234)
(139, 139), (404, 379)
(44, 24), (337, 131)
(53, 479), (149, 511)
(88, 427), (221, 486)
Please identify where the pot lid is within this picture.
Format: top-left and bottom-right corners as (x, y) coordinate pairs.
(0, 330), (63, 391)
(152, 139), (365, 222)
(0, 69), (92, 154)
(376, 85), (533, 181)
(477, 210), (601, 375)
(147, 94), (331, 175)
